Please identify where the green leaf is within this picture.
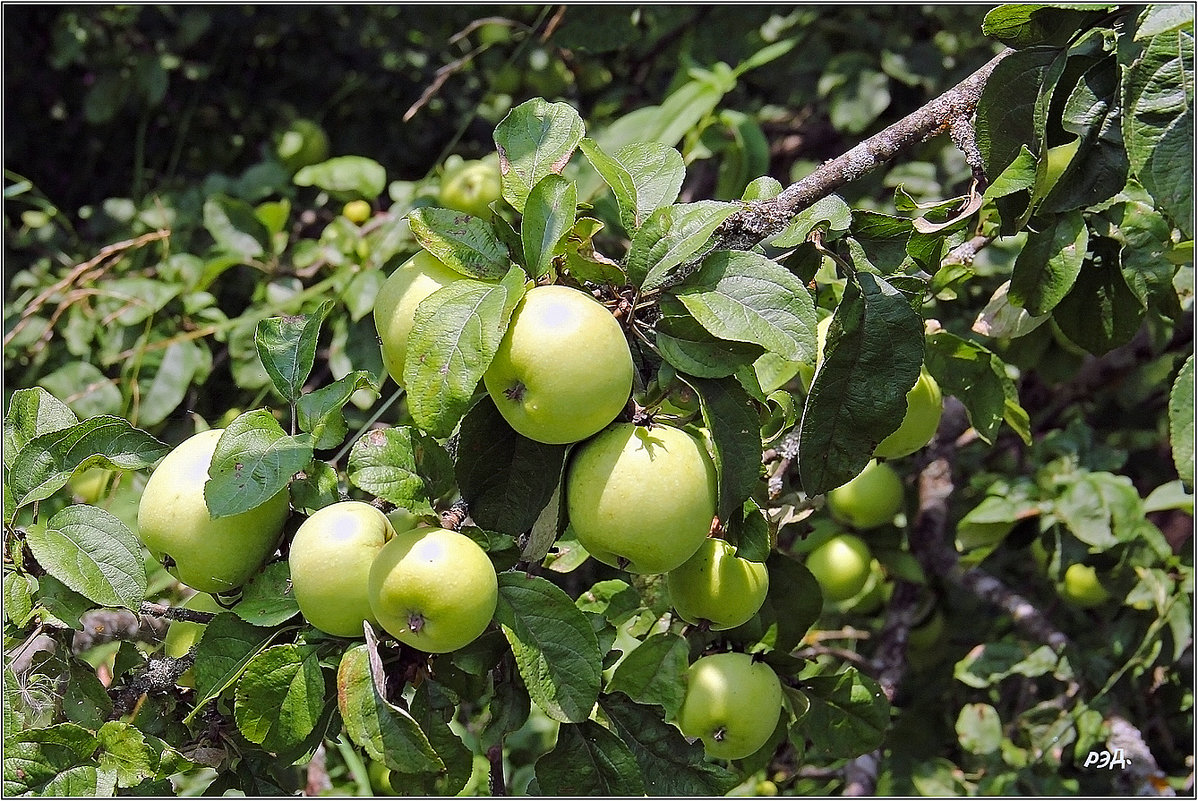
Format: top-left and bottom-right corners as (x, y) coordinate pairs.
(4, 571), (37, 627)
(254, 301), (334, 403)
(403, 267), (527, 438)
(347, 426), (454, 517)
(798, 668), (889, 759)
(764, 553), (823, 654)
(593, 72), (727, 160)
(455, 397), (567, 536)
(1009, 211), (1088, 315)
(796, 273), (924, 494)
(926, 332), (1019, 445)
(599, 693), (739, 796)
(336, 643), (443, 774)
(290, 459), (341, 515)
(95, 720), (157, 788)
(3, 387), (78, 469)
(770, 194), (852, 247)
(407, 207), (512, 280)
(983, 145), (1039, 201)
(235, 644), (327, 753)
(134, 340), (210, 427)
(1054, 472), (1146, 549)
(297, 371), (381, 450)
(64, 658), (113, 729)
(7, 415), (167, 508)
(188, 613), (282, 723)
(692, 377), (764, 525)
(954, 642), (1066, 688)
(294, 156), (386, 198)
(1137, 4), (1195, 38)
(674, 250), (818, 363)
(606, 632), (689, 719)
(956, 703), (1004, 755)
(982, 4), (1114, 48)
(495, 99), (585, 213)
(1053, 249), (1144, 355)
(203, 195), (270, 260)
(5, 723), (101, 796)
(535, 720), (646, 796)
(1124, 27), (1194, 235)
(579, 139), (685, 231)
(495, 572), (602, 723)
(628, 201), (738, 291)
(232, 561), (300, 627)
(24, 505), (147, 610)
(405, 681), (475, 794)
(204, 410), (311, 518)
(521, 175), (578, 278)
(37, 765), (116, 797)
(654, 296), (764, 379)
(1170, 355), (1195, 490)
(729, 498), (771, 563)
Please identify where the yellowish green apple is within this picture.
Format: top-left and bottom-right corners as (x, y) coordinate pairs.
(1060, 563), (1110, 608)
(368, 527), (498, 653)
(439, 157), (503, 218)
(566, 423), (717, 574)
(137, 429), (289, 594)
(289, 501), (395, 637)
(342, 199), (372, 224)
(373, 251), (465, 386)
(484, 285), (633, 444)
(873, 367), (943, 460)
(805, 533), (873, 603)
(677, 652), (783, 760)
(667, 538), (769, 630)
(826, 459), (904, 530)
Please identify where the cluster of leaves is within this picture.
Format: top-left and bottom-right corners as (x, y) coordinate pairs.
(3, 3), (1194, 797)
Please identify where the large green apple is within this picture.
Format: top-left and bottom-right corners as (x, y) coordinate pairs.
(826, 459), (904, 530)
(483, 285), (633, 445)
(289, 501), (395, 637)
(1060, 563), (1110, 608)
(439, 157), (503, 218)
(373, 251), (465, 387)
(667, 538), (769, 630)
(163, 591), (225, 687)
(368, 527), (498, 653)
(676, 652), (782, 760)
(137, 429), (289, 594)
(804, 533), (873, 603)
(565, 423), (717, 574)
(873, 368), (943, 459)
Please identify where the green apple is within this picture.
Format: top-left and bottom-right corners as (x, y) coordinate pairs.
(137, 429), (289, 594)
(439, 157), (503, 218)
(484, 285), (634, 445)
(826, 459), (904, 530)
(275, 118), (330, 173)
(873, 367), (943, 460)
(804, 534), (872, 603)
(676, 652), (783, 761)
(373, 250), (465, 386)
(667, 538), (769, 630)
(289, 501), (395, 637)
(907, 609), (945, 652)
(342, 199), (371, 224)
(367, 760), (397, 795)
(163, 591), (225, 687)
(1060, 563), (1110, 608)
(566, 423), (717, 574)
(368, 527), (498, 653)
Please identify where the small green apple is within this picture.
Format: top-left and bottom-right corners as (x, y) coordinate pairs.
(873, 367), (943, 460)
(368, 527), (498, 653)
(137, 429), (289, 594)
(439, 157), (503, 218)
(342, 199), (371, 224)
(289, 501), (395, 637)
(1060, 563), (1110, 608)
(826, 459), (904, 530)
(667, 538), (769, 630)
(275, 118), (330, 173)
(676, 652), (783, 761)
(484, 285), (634, 445)
(804, 533), (872, 603)
(367, 760), (397, 795)
(566, 423), (717, 574)
(163, 591), (225, 687)
(373, 251), (465, 386)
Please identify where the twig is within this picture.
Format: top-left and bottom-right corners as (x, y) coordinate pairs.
(713, 49), (1012, 251)
(139, 601), (218, 624)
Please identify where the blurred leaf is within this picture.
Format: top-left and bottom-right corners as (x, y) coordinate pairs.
(254, 301), (333, 403)
(37, 362), (122, 419)
(25, 505), (146, 610)
(347, 426), (454, 517)
(955, 642), (1067, 688)
(956, 703), (1004, 755)
(234, 644), (327, 753)
(495, 99), (585, 213)
(204, 410), (311, 518)
(1170, 355), (1195, 491)
(403, 267), (526, 438)
(294, 156), (386, 198)
(134, 340), (210, 427)
(522, 175), (577, 278)
(799, 668), (889, 759)
(408, 207), (511, 280)
(1055, 471), (1146, 549)
(535, 720), (645, 796)
(495, 572), (602, 723)
(203, 195), (270, 261)
(606, 632), (689, 719)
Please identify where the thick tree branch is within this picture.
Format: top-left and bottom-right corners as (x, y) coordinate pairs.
(714, 49), (1012, 251)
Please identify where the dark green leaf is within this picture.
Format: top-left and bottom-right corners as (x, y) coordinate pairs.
(982, 5), (1114, 48)
(232, 561), (300, 627)
(203, 195), (270, 260)
(764, 552), (823, 654)
(1009, 211), (1088, 315)
(290, 459), (341, 514)
(606, 632), (689, 719)
(5, 723), (100, 796)
(495, 572), (602, 723)
(522, 175), (578, 278)
(348, 426), (454, 517)
(600, 693), (739, 796)
(296, 371), (381, 450)
(188, 613), (282, 723)
(294, 156), (386, 198)
(1053, 249), (1144, 355)
(654, 296), (764, 379)
(729, 498), (771, 563)
(254, 301), (334, 403)
(796, 273), (923, 494)
(235, 644), (327, 753)
(692, 377), (764, 524)
(628, 201), (738, 291)
(64, 658), (113, 729)
(925, 332), (1014, 445)
(24, 505), (147, 610)
(535, 720), (646, 796)
(403, 267), (527, 438)
(1170, 355), (1194, 491)
(204, 410), (311, 518)
(408, 207), (512, 280)
(406, 681), (475, 794)
(495, 99), (585, 213)
(799, 668), (889, 759)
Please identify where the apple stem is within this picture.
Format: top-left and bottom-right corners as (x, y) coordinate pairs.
(617, 556), (630, 571)
(408, 612), (425, 634)
(713, 726), (727, 743)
